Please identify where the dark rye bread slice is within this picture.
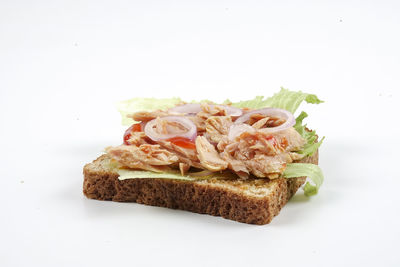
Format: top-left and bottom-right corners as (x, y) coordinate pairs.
(83, 151), (318, 225)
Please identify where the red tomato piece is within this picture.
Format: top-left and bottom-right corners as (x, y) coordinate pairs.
(167, 137), (196, 150)
(123, 123), (142, 145)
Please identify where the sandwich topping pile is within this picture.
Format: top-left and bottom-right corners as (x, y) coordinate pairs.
(106, 88), (325, 196)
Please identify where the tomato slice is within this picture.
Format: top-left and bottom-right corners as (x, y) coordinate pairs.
(124, 123), (196, 149)
(167, 137), (196, 150)
(123, 123), (142, 145)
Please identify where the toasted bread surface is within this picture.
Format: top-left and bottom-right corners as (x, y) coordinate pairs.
(83, 152), (318, 225)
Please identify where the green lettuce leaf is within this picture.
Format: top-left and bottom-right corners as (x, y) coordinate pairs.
(117, 168), (195, 181)
(117, 97), (183, 126)
(229, 87), (323, 113)
(294, 111), (324, 156)
(283, 163), (324, 196)
(117, 88), (323, 126)
(116, 167), (237, 181)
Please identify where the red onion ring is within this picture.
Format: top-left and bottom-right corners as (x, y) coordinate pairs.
(235, 108), (295, 133)
(144, 116), (197, 141)
(221, 105), (242, 117)
(228, 124), (256, 141)
(169, 103), (243, 117)
(139, 121), (147, 129)
(169, 103), (201, 115)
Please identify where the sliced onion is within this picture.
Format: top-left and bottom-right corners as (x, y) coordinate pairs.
(169, 103), (201, 115)
(234, 108), (295, 133)
(144, 116), (197, 141)
(140, 121), (147, 129)
(228, 124), (256, 141)
(169, 103), (242, 117)
(217, 105), (243, 117)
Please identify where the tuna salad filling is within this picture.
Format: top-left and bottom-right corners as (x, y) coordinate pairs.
(106, 102), (306, 180)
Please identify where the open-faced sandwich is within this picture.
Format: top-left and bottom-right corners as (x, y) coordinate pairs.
(83, 88), (324, 224)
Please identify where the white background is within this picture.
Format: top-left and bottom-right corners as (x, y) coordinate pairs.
(1, 0), (399, 266)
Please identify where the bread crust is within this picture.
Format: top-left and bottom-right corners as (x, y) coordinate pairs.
(83, 152), (318, 225)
